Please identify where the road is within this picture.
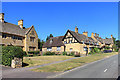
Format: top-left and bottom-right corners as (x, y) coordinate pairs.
(54, 54), (118, 78)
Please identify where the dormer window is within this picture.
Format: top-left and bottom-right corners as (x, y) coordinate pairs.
(50, 39), (53, 44)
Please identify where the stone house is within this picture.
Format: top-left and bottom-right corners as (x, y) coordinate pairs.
(42, 27), (114, 54)
(0, 13), (38, 52)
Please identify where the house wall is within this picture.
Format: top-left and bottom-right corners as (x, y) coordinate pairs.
(2, 33), (24, 48)
(42, 46), (64, 52)
(25, 27), (38, 52)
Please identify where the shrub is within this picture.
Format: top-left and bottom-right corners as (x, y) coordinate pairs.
(89, 47), (101, 54)
(2, 46), (24, 66)
(67, 52), (75, 56)
(43, 51), (55, 55)
(62, 52), (67, 55)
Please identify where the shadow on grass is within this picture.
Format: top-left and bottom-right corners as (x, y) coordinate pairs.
(22, 62), (29, 67)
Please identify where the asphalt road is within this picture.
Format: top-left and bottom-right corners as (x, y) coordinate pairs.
(55, 54), (118, 78)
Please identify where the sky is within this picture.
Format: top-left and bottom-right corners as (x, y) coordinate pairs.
(2, 2), (118, 41)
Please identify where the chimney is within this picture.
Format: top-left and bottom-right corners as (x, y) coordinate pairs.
(18, 19), (23, 29)
(91, 32), (94, 37)
(75, 26), (78, 33)
(111, 35), (113, 38)
(83, 31), (88, 37)
(95, 33), (97, 37)
(0, 13), (4, 22)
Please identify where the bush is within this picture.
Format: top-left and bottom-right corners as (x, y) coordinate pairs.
(67, 52), (75, 56)
(62, 52), (67, 55)
(89, 47), (101, 54)
(2, 46), (24, 66)
(28, 51), (40, 55)
(43, 51), (55, 55)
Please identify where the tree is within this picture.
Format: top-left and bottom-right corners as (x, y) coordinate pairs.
(38, 38), (45, 50)
(46, 34), (53, 41)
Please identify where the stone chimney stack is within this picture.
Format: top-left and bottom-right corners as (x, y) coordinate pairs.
(83, 31), (88, 37)
(18, 19), (23, 29)
(75, 26), (78, 33)
(0, 13), (4, 22)
(91, 32), (94, 38)
(95, 33), (97, 37)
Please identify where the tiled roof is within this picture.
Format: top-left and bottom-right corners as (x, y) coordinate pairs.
(94, 36), (104, 44)
(42, 36), (65, 48)
(103, 38), (113, 44)
(68, 30), (95, 45)
(0, 21), (31, 36)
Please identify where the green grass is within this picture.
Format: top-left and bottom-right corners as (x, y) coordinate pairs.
(23, 55), (74, 67)
(31, 52), (118, 72)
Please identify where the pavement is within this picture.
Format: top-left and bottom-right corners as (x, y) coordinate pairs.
(50, 54), (118, 78)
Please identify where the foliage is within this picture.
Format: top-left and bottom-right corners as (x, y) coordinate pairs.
(28, 51), (40, 55)
(67, 52), (75, 56)
(46, 34), (53, 41)
(104, 46), (110, 50)
(43, 51), (55, 55)
(89, 47), (101, 54)
(38, 38), (45, 50)
(2, 46), (24, 66)
(62, 52), (67, 55)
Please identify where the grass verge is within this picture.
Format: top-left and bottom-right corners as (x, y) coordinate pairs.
(23, 55), (74, 67)
(31, 52), (118, 72)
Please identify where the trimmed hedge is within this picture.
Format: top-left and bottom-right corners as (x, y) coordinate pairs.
(2, 46), (24, 66)
(43, 51), (55, 55)
(28, 51), (40, 55)
(89, 47), (101, 54)
(62, 52), (67, 55)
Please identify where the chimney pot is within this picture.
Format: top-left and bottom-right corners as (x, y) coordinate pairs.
(83, 31), (88, 37)
(75, 26), (78, 33)
(111, 35), (113, 38)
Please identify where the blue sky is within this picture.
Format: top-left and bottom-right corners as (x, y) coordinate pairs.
(2, 2), (118, 40)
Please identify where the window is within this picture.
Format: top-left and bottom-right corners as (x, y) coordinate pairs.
(64, 41), (67, 44)
(83, 47), (87, 51)
(30, 37), (35, 42)
(69, 40), (72, 43)
(2, 34), (7, 38)
(57, 46), (61, 51)
(31, 31), (34, 35)
(89, 47), (91, 51)
(47, 47), (52, 51)
(12, 36), (22, 40)
(50, 39), (53, 44)
(70, 48), (73, 51)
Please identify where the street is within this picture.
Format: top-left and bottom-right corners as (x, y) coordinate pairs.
(54, 54), (118, 78)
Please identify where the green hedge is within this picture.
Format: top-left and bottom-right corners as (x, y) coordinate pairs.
(43, 51), (55, 55)
(2, 46), (24, 66)
(62, 52), (67, 55)
(89, 47), (101, 54)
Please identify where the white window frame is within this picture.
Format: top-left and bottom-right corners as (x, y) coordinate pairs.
(57, 46), (61, 51)
(47, 47), (52, 51)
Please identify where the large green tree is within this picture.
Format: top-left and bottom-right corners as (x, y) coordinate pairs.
(38, 38), (45, 50)
(46, 34), (53, 41)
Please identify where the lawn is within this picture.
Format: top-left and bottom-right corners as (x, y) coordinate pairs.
(31, 52), (118, 72)
(23, 55), (74, 67)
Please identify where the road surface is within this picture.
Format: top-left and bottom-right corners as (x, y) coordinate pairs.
(55, 54), (118, 78)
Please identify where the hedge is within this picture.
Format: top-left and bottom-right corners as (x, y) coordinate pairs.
(2, 46), (24, 66)
(43, 51), (55, 55)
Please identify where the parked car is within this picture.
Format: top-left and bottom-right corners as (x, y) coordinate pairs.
(103, 50), (112, 53)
